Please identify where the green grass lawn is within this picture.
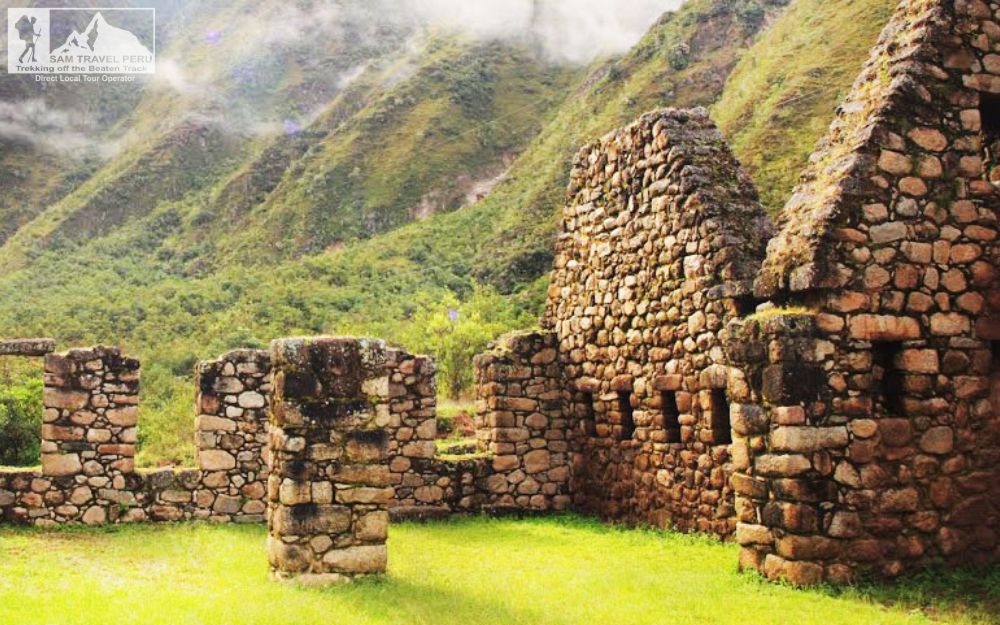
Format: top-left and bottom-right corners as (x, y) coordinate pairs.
(0, 515), (996, 625)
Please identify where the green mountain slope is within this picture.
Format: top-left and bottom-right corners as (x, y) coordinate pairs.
(712, 0), (896, 212)
(0, 0), (898, 465)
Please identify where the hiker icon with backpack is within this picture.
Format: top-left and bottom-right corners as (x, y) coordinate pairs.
(15, 15), (41, 64)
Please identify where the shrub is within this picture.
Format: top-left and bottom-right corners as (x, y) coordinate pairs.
(0, 360), (43, 467)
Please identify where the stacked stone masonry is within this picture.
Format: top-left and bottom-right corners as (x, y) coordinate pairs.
(543, 108), (772, 535)
(384, 348), (444, 515)
(472, 331), (571, 512)
(267, 337), (391, 584)
(0, 338), (575, 526)
(0, 347), (277, 524)
(731, 0), (1000, 584)
(1, 0), (998, 589)
(33, 346), (139, 525)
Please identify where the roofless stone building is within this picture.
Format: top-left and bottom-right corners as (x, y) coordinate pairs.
(727, 0), (1000, 584)
(0, 0), (996, 589)
(544, 108), (771, 534)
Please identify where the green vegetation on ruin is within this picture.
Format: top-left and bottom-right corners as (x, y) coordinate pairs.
(0, 515), (997, 625)
(744, 306), (815, 323)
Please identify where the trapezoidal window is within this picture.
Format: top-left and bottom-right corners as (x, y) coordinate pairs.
(734, 295), (759, 318)
(661, 391), (681, 443)
(981, 93), (1000, 141)
(580, 392), (596, 437)
(980, 94), (1000, 179)
(618, 391), (635, 440)
(872, 341), (905, 415)
(710, 388), (731, 445)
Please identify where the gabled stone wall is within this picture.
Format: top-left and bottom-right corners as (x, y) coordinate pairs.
(730, 0), (1000, 584)
(542, 108), (772, 534)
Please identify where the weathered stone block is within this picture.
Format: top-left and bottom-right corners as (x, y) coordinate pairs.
(848, 315), (920, 341)
(199, 450), (236, 471)
(322, 545), (388, 574)
(41, 453), (82, 477)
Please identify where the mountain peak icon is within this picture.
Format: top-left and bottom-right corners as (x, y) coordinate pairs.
(52, 11), (151, 57)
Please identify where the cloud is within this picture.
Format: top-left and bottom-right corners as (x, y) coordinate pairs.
(403, 0), (679, 64)
(215, 0), (678, 66)
(0, 1), (679, 157)
(0, 98), (117, 159)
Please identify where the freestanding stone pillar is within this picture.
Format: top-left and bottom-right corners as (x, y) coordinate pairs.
(41, 346), (140, 524)
(267, 337), (392, 585)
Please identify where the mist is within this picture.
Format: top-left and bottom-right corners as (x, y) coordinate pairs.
(405, 0), (680, 64)
(1, 0), (682, 157)
(0, 98), (117, 159)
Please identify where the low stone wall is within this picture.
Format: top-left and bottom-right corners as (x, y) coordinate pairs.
(0, 347), (275, 525)
(383, 335), (571, 518)
(0, 338), (578, 526)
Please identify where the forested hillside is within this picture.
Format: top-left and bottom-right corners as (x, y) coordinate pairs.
(0, 0), (894, 465)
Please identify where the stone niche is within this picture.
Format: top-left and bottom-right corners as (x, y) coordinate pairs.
(266, 337), (392, 585)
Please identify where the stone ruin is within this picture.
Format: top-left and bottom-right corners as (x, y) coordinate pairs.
(267, 337), (391, 584)
(0, 0), (996, 588)
(545, 107), (771, 534)
(728, 0), (1000, 584)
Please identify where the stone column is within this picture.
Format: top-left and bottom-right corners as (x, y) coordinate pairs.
(195, 348), (272, 522)
(267, 337), (392, 585)
(725, 314), (841, 586)
(384, 348), (440, 510)
(473, 330), (569, 512)
(42, 346), (140, 524)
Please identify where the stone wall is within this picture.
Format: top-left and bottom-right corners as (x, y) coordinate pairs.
(472, 331), (570, 512)
(190, 349), (271, 521)
(21, 346), (141, 525)
(731, 0), (1000, 584)
(0, 338), (578, 526)
(267, 337), (391, 584)
(384, 348), (443, 513)
(384, 337), (571, 518)
(0, 347), (276, 525)
(725, 313), (837, 585)
(542, 108), (772, 534)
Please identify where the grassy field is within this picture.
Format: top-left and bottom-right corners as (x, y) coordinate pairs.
(0, 516), (997, 625)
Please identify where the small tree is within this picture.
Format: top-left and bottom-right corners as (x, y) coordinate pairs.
(399, 285), (528, 399)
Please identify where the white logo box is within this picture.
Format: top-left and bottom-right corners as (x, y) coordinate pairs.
(8, 7), (155, 74)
